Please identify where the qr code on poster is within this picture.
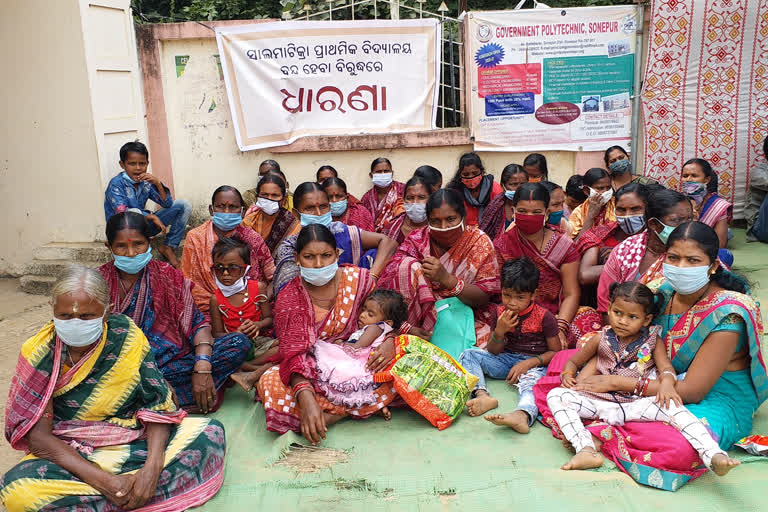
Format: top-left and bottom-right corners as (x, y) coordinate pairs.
(607, 40), (630, 58)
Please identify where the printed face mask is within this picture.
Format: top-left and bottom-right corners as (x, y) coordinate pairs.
(299, 211), (332, 228)
(54, 316), (105, 347)
(662, 263), (711, 295)
(113, 248), (152, 275)
(372, 172), (393, 188)
(609, 159), (632, 175)
(329, 199), (348, 217)
(300, 261), (339, 286)
(429, 221), (464, 247)
(404, 202), (427, 223)
(514, 212), (546, 235)
(212, 212), (243, 231)
(462, 175), (483, 190)
(682, 181), (707, 205)
(616, 215), (646, 235)
(257, 197), (280, 216)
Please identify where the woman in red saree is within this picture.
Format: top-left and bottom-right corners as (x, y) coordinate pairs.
(256, 225), (397, 442)
(596, 189), (693, 313)
(360, 157), (405, 233)
(479, 164), (528, 240)
(534, 222), (767, 491)
(378, 188), (500, 345)
(322, 177), (374, 232)
(494, 183), (580, 348)
(382, 176), (431, 245)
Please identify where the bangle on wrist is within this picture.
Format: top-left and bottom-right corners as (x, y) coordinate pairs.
(193, 370), (212, 374)
(661, 370), (678, 381)
(561, 370), (573, 376)
(490, 332), (505, 344)
(534, 355), (544, 366)
(195, 341), (213, 348)
(447, 277), (465, 297)
(194, 354), (212, 364)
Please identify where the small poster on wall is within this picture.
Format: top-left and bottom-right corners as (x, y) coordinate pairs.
(466, 6), (639, 152)
(216, 19), (441, 151)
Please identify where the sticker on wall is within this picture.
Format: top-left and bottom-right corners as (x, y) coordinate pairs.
(175, 55), (190, 77)
(213, 54), (224, 80)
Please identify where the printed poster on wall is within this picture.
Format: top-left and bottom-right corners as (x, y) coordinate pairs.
(466, 6), (639, 152)
(216, 19), (440, 151)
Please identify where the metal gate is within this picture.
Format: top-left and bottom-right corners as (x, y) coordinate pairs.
(285, 0), (463, 128)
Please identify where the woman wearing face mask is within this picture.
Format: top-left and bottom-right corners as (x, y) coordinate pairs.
(523, 153), (549, 182)
(541, 181), (573, 237)
(382, 176), (431, 244)
(560, 222), (766, 490)
(480, 164), (529, 240)
(569, 168), (617, 240)
(1, 266), (230, 511)
(101, 212), (250, 414)
(273, 182), (397, 294)
(577, 183), (651, 289)
(379, 189), (500, 344)
(681, 158), (732, 250)
(447, 152), (503, 227)
(596, 188), (693, 313)
(360, 157), (405, 232)
(242, 174), (300, 256)
(493, 183), (580, 348)
(257, 225), (397, 443)
(321, 177), (374, 232)
(413, 165), (443, 192)
(604, 145), (658, 190)
(182, 186), (275, 312)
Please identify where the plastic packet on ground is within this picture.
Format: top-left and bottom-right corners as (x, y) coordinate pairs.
(375, 335), (478, 430)
(735, 435), (768, 456)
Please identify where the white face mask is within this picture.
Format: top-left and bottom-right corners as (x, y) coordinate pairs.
(256, 197), (280, 216)
(372, 172), (393, 188)
(404, 202), (427, 223)
(214, 265), (251, 297)
(589, 187), (614, 206)
(54, 316), (105, 347)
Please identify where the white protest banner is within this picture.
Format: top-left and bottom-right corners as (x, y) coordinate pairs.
(216, 19), (441, 151)
(466, 6), (639, 152)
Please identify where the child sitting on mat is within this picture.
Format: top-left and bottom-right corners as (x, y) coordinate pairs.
(547, 281), (739, 474)
(209, 237), (277, 391)
(313, 289), (407, 418)
(461, 257), (561, 432)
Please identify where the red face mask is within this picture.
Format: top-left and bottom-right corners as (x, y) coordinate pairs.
(429, 221), (465, 247)
(515, 212), (545, 235)
(462, 175), (483, 190)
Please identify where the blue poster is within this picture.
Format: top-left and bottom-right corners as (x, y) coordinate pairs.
(485, 93), (535, 117)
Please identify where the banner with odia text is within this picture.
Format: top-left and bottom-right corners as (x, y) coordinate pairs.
(466, 6), (639, 152)
(216, 19), (441, 151)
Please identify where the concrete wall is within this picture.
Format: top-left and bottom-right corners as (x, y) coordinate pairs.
(0, 0), (104, 274)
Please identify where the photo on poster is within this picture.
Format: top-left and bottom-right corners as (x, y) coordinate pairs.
(602, 92), (631, 112)
(581, 95), (601, 112)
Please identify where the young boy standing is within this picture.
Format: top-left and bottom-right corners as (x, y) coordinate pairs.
(104, 141), (191, 268)
(460, 257), (561, 433)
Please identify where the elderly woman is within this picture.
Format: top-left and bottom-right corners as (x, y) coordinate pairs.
(182, 185), (275, 312)
(535, 223), (767, 490)
(102, 212), (250, 413)
(257, 225), (397, 442)
(273, 182), (397, 294)
(379, 188), (501, 345)
(242, 174), (300, 256)
(0, 266), (226, 511)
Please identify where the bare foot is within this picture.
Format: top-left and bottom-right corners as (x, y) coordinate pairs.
(711, 453), (740, 476)
(157, 245), (180, 268)
(466, 392), (498, 416)
(323, 412), (345, 426)
(562, 447), (604, 471)
(379, 406), (392, 421)
(230, 372), (255, 392)
(484, 411), (530, 433)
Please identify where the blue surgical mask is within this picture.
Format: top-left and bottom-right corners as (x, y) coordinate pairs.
(113, 248), (152, 275)
(330, 199), (348, 217)
(616, 214), (646, 235)
(300, 261), (339, 286)
(609, 159), (632, 175)
(504, 189), (516, 201)
(300, 211), (332, 228)
(372, 172), (393, 188)
(651, 218), (675, 244)
(54, 316), (105, 347)
(662, 263), (712, 295)
(121, 171), (137, 184)
(212, 212), (243, 231)
(547, 210), (564, 225)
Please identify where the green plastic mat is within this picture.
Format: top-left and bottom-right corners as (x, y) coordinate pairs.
(201, 230), (768, 511)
